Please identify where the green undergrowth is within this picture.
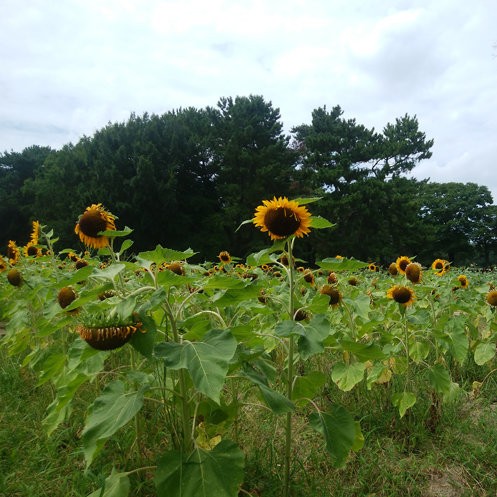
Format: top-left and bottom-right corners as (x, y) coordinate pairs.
(2, 346), (497, 497)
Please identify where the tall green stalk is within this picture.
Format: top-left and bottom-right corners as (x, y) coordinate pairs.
(283, 238), (296, 497)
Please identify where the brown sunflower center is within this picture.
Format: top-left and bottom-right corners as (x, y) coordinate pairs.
(78, 210), (108, 238)
(398, 260), (409, 272)
(393, 287), (412, 304)
(264, 207), (301, 237)
(434, 262), (444, 270)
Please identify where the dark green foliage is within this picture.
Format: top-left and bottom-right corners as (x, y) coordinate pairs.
(1, 95), (494, 264)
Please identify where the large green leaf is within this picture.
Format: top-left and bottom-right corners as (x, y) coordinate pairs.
(240, 370), (294, 414)
(428, 364), (452, 395)
(309, 216), (335, 229)
(331, 362), (366, 391)
(391, 391), (417, 418)
(316, 257), (369, 272)
(82, 380), (145, 467)
(138, 245), (197, 265)
(87, 468), (130, 497)
(154, 329), (237, 403)
(474, 341), (495, 365)
(308, 405), (359, 468)
(298, 314), (332, 359)
(293, 371), (327, 406)
(155, 440), (245, 497)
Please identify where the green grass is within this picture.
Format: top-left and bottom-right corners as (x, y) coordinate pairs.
(2, 347), (497, 497)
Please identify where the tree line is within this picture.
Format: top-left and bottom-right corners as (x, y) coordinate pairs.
(1, 95), (496, 266)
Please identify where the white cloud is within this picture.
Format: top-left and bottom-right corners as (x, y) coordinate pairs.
(1, 0), (497, 201)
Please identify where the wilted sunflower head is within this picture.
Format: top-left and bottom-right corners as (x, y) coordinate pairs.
(457, 275), (469, 288)
(388, 263), (398, 276)
(327, 272), (338, 284)
(486, 290), (497, 307)
(395, 256), (412, 275)
(253, 196), (311, 241)
(75, 204), (116, 249)
(303, 269), (315, 285)
(320, 284), (342, 306)
(405, 263), (422, 284)
(218, 251), (231, 264)
(387, 285), (415, 306)
(58, 286), (77, 309)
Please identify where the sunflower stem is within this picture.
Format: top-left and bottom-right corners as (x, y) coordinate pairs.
(284, 237), (296, 497)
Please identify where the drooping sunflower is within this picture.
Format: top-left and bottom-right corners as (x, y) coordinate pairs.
(320, 284), (342, 306)
(395, 256), (412, 275)
(218, 251), (232, 264)
(387, 285), (415, 306)
(253, 196), (311, 241)
(486, 290), (497, 307)
(457, 275), (469, 288)
(405, 262), (422, 284)
(74, 204), (116, 249)
(388, 263), (398, 276)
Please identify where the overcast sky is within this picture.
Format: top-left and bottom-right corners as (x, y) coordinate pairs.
(2, 0), (497, 201)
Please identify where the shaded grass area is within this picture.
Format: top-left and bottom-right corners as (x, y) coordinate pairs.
(2, 347), (497, 497)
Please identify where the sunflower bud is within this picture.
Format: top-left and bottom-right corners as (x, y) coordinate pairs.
(7, 268), (22, 286)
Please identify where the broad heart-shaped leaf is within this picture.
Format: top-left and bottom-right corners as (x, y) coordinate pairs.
(309, 216), (335, 229)
(154, 329), (237, 403)
(87, 468), (130, 497)
(298, 314), (332, 359)
(155, 439), (244, 497)
(240, 369), (295, 414)
(137, 245), (197, 265)
(331, 362), (366, 392)
(316, 257), (369, 272)
(308, 405), (359, 468)
(293, 371), (327, 406)
(391, 391), (417, 418)
(82, 380), (145, 467)
(245, 240), (286, 267)
(474, 341), (496, 365)
(428, 364), (452, 395)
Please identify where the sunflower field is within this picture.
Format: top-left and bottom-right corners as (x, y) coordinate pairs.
(1, 197), (497, 497)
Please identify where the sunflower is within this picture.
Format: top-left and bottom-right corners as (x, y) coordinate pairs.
(387, 285), (415, 306)
(77, 323), (142, 350)
(24, 241), (41, 257)
(368, 263), (379, 272)
(30, 220), (41, 245)
(218, 251), (232, 264)
(395, 256), (412, 275)
(457, 275), (469, 288)
(387, 263), (398, 276)
(253, 196), (311, 241)
(7, 268), (22, 287)
(486, 290), (497, 307)
(58, 286), (77, 309)
(405, 263), (422, 284)
(74, 204), (116, 249)
(431, 259), (449, 276)
(320, 284), (342, 306)
(0, 257), (7, 272)
(7, 240), (20, 265)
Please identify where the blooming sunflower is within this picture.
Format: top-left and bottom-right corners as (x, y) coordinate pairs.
(0, 257), (6, 272)
(218, 251), (232, 264)
(75, 204), (116, 249)
(387, 285), (415, 306)
(431, 259), (449, 276)
(253, 196), (311, 241)
(24, 241), (41, 257)
(395, 256), (412, 275)
(368, 263), (379, 272)
(457, 275), (469, 288)
(30, 220), (41, 245)
(7, 240), (20, 265)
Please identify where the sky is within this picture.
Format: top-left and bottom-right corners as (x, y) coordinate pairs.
(2, 0), (497, 201)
